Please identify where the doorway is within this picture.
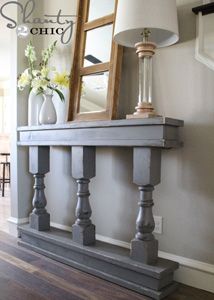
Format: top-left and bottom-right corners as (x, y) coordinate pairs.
(0, 83), (11, 233)
(0, 9), (12, 233)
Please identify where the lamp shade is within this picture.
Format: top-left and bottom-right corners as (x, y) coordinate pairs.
(114, 0), (179, 48)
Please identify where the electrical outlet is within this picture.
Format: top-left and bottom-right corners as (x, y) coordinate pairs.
(154, 216), (163, 234)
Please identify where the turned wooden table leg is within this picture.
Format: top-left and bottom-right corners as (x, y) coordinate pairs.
(71, 146), (96, 245)
(29, 146), (50, 231)
(131, 147), (161, 264)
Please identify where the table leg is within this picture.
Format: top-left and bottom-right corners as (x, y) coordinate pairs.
(71, 146), (96, 245)
(29, 146), (50, 231)
(131, 147), (161, 264)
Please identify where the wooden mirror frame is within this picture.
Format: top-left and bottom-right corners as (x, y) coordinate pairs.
(68, 0), (123, 122)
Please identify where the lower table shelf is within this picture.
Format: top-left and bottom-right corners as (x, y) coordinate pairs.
(18, 224), (179, 300)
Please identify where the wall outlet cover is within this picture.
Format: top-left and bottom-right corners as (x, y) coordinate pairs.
(154, 216), (163, 234)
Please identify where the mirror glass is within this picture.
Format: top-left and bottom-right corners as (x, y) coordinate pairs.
(84, 25), (113, 67)
(88, 0), (115, 22)
(79, 72), (109, 113)
(203, 14), (214, 60)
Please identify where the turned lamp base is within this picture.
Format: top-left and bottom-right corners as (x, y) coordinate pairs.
(127, 113), (159, 119)
(127, 103), (159, 119)
(128, 40), (160, 119)
(126, 102), (160, 119)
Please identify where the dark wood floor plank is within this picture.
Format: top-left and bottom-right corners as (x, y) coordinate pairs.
(167, 284), (214, 300)
(0, 230), (213, 300)
(0, 247), (146, 300)
(0, 275), (47, 300)
(31, 257), (149, 300)
(0, 235), (149, 300)
(0, 240), (40, 263)
(0, 247), (148, 300)
(0, 258), (82, 300)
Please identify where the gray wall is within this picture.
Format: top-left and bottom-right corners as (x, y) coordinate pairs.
(10, 0), (33, 223)
(14, 0), (214, 265)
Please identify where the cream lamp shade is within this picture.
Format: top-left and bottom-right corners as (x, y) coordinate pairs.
(114, 0), (179, 48)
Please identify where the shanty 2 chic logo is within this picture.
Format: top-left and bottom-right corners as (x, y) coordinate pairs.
(0, 0), (76, 44)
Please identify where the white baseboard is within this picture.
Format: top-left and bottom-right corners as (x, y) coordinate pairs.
(8, 217), (29, 225)
(7, 217), (29, 237)
(96, 233), (130, 249)
(50, 222), (214, 294)
(50, 222), (72, 232)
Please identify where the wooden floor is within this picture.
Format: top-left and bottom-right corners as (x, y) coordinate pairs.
(0, 231), (213, 300)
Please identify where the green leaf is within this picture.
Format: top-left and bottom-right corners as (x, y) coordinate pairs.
(54, 88), (65, 102)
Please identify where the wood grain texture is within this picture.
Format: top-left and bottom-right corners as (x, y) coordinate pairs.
(68, 0), (123, 122)
(68, 0), (87, 122)
(83, 14), (114, 31)
(0, 231), (213, 300)
(79, 62), (110, 76)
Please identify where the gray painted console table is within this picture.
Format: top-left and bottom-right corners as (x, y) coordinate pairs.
(17, 117), (183, 300)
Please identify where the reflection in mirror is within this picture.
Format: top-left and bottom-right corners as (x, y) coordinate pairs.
(88, 0), (115, 22)
(68, 0), (122, 121)
(79, 72), (109, 113)
(84, 25), (113, 67)
(203, 14), (214, 60)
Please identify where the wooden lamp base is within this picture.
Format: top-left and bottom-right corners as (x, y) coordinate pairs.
(127, 40), (160, 119)
(126, 103), (159, 119)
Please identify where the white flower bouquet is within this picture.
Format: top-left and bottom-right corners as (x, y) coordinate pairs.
(18, 41), (69, 101)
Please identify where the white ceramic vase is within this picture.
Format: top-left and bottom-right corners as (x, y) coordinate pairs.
(39, 92), (57, 125)
(28, 90), (44, 126)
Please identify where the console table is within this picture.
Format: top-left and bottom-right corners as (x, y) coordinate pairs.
(17, 117), (183, 300)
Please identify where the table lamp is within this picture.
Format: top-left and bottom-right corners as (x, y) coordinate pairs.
(114, 0), (179, 118)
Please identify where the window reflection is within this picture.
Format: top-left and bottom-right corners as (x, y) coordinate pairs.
(79, 72), (109, 113)
(84, 25), (113, 67)
(88, 0), (115, 22)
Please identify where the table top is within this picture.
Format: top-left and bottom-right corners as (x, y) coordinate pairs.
(17, 117), (184, 132)
(17, 117), (184, 149)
